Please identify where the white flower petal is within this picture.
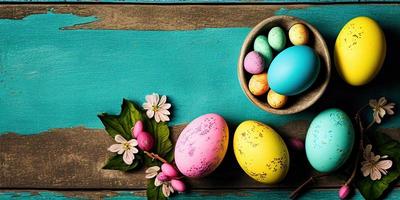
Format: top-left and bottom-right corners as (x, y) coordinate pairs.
(169, 184), (174, 193)
(143, 102), (152, 110)
(162, 184), (171, 197)
(146, 94), (156, 106)
(154, 177), (163, 187)
(115, 134), (127, 143)
(145, 172), (158, 179)
(146, 109), (155, 118)
(128, 139), (138, 147)
(108, 144), (123, 153)
(146, 166), (160, 174)
(117, 148), (125, 155)
(161, 103), (171, 110)
(159, 113), (170, 122)
(155, 112), (161, 123)
(153, 93), (160, 105)
(131, 147), (139, 154)
(376, 160), (393, 170)
(158, 95), (167, 106)
(371, 167), (382, 180)
(158, 108), (170, 115)
(123, 150), (134, 165)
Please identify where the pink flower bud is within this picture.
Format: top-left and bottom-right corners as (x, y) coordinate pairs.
(161, 163), (179, 178)
(137, 131), (154, 151)
(338, 185), (351, 199)
(288, 137), (304, 151)
(132, 121), (144, 138)
(156, 172), (170, 182)
(170, 179), (186, 192)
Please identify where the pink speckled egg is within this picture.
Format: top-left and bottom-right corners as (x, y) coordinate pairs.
(244, 51), (265, 74)
(174, 113), (229, 178)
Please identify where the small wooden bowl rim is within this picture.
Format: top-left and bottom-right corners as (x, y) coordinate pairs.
(238, 15), (331, 115)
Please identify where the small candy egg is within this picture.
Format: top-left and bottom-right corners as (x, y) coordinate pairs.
(161, 163), (179, 177)
(267, 90), (288, 108)
(254, 35), (273, 66)
(132, 120), (144, 138)
(289, 23), (310, 45)
(170, 179), (186, 192)
(244, 51), (265, 74)
(156, 172), (170, 182)
(248, 73), (269, 96)
(268, 27), (287, 52)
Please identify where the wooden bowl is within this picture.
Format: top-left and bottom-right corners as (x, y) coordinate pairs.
(238, 15), (331, 115)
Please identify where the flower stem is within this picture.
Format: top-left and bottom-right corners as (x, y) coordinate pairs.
(289, 173), (329, 199)
(144, 151), (168, 163)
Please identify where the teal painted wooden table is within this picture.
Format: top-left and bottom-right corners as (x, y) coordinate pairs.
(1, 2), (400, 200)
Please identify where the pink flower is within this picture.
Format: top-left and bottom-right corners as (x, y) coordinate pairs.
(361, 144), (393, 181)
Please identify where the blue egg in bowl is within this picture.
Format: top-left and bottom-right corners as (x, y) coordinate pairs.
(268, 45), (321, 96)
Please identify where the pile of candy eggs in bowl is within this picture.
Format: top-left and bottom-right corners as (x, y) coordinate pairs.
(238, 16), (331, 115)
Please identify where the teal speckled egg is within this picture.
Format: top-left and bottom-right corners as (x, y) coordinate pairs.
(254, 35), (273, 66)
(268, 27), (286, 52)
(305, 108), (355, 173)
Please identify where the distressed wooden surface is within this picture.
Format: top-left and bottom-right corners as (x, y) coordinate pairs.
(0, 0), (362, 4)
(1, 3), (400, 199)
(2, 189), (400, 199)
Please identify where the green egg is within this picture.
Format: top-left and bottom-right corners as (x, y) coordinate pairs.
(254, 35), (273, 66)
(268, 27), (287, 52)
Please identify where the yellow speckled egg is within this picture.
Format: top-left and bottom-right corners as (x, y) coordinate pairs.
(267, 90), (288, 108)
(233, 120), (289, 184)
(334, 16), (386, 86)
(289, 23), (309, 45)
(249, 73), (269, 96)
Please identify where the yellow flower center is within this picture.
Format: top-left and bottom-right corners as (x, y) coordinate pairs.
(152, 105), (159, 112)
(123, 143), (131, 151)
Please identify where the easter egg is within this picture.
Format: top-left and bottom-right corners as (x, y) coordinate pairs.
(254, 35), (274, 66)
(334, 16), (386, 86)
(268, 27), (286, 52)
(244, 51), (265, 74)
(268, 45), (320, 96)
(305, 108), (355, 173)
(174, 113), (229, 178)
(249, 73), (269, 96)
(267, 90), (288, 109)
(234, 120), (289, 184)
(289, 23), (309, 45)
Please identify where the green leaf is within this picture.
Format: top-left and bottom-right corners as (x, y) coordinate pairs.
(357, 132), (400, 200)
(147, 179), (167, 200)
(102, 154), (142, 172)
(143, 119), (174, 165)
(98, 99), (145, 140)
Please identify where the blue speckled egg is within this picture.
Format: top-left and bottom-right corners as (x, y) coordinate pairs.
(267, 45), (320, 96)
(305, 108), (355, 173)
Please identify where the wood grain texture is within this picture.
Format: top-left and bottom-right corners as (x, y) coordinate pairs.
(2, 188), (400, 199)
(1, 121), (399, 189)
(0, 0), (361, 3)
(0, 4), (308, 30)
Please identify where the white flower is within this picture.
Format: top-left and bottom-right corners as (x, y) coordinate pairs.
(155, 178), (174, 197)
(145, 166), (160, 179)
(143, 93), (171, 123)
(369, 97), (395, 124)
(361, 144), (393, 181)
(107, 134), (138, 165)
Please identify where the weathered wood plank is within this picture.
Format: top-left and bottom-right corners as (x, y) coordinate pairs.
(2, 188), (400, 199)
(0, 0), (361, 4)
(1, 121), (399, 189)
